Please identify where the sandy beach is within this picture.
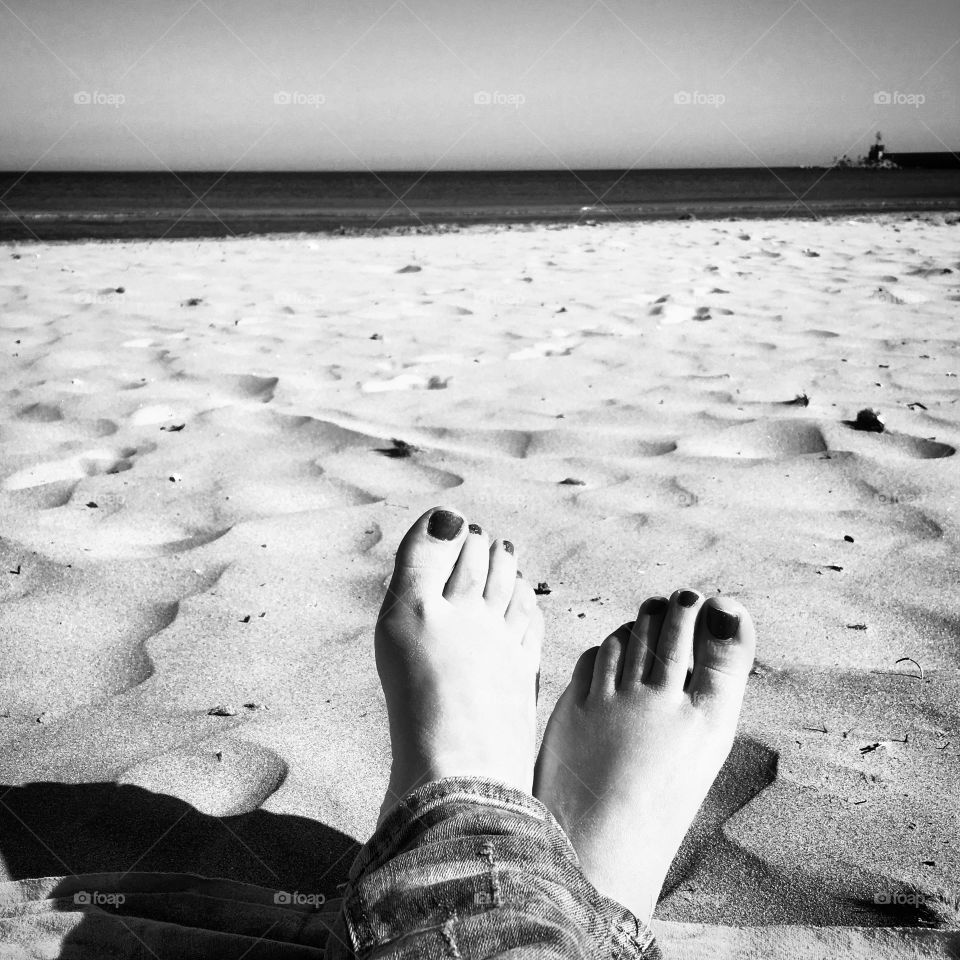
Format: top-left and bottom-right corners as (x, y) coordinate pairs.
(2, 213), (959, 955)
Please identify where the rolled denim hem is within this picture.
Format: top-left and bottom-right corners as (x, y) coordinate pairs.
(331, 776), (659, 960)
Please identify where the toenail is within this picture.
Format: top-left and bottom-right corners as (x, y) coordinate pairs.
(427, 510), (464, 540)
(641, 597), (668, 616)
(468, 523), (482, 535)
(706, 605), (740, 641)
(516, 570), (523, 578)
(503, 540), (514, 554)
(677, 590), (699, 608)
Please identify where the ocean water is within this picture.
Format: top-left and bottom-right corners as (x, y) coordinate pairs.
(1, 168), (959, 241)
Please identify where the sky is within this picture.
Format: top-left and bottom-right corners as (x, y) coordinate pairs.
(1, 0), (957, 170)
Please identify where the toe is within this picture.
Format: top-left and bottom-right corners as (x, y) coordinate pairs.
(483, 538), (518, 613)
(620, 596), (669, 687)
(385, 507), (467, 611)
(569, 646), (600, 702)
(443, 522), (490, 603)
(689, 597), (756, 708)
(645, 589), (702, 692)
(592, 624), (630, 697)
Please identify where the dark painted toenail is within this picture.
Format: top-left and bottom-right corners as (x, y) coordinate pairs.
(677, 590), (699, 608)
(427, 510), (463, 540)
(468, 523), (482, 535)
(641, 597), (668, 616)
(503, 540), (514, 554)
(706, 605), (740, 641)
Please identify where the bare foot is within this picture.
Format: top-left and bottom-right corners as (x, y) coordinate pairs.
(375, 507), (543, 821)
(533, 589), (755, 924)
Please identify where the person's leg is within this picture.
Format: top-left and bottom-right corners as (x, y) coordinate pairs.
(373, 507), (542, 818)
(328, 507), (659, 960)
(534, 591), (756, 926)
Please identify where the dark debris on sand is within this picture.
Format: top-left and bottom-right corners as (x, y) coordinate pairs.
(376, 438), (418, 458)
(207, 703), (267, 717)
(784, 393), (810, 407)
(849, 409), (885, 433)
(534, 582), (552, 596)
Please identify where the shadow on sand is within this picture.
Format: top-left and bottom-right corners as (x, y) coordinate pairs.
(0, 780), (361, 957)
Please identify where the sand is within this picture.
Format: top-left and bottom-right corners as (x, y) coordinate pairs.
(1, 213), (959, 956)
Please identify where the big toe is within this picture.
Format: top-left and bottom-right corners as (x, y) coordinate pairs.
(385, 507), (467, 609)
(688, 597), (755, 709)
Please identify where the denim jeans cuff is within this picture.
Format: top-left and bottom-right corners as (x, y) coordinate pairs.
(342, 776), (659, 960)
(356, 776), (561, 876)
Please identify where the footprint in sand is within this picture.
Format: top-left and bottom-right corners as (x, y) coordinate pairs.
(118, 739), (286, 817)
(682, 419), (955, 461)
(681, 420), (829, 460)
(0, 416), (118, 451)
(523, 428), (676, 459)
(2, 447), (139, 491)
(840, 423), (955, 460)
(202, 374), (279, 403)
(0, 561), (227, 713)
(55, 521), (234, 561)
(14, 402), (67, 423)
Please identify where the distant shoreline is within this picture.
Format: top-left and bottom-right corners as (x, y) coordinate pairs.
(3, 200), (960, 243)
(2, 167), (958, 241)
